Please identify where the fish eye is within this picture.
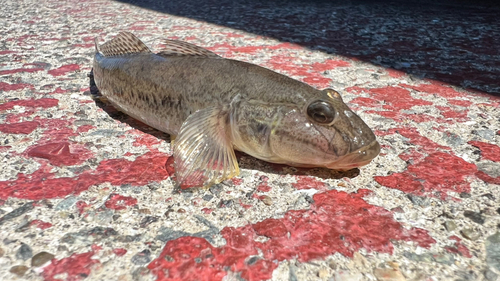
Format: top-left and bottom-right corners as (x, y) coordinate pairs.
(306, 100), (336, 124)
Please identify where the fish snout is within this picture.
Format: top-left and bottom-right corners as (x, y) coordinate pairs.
(328, 140), (380, 170)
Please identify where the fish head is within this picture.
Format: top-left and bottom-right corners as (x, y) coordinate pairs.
(231, 89), (380, 170)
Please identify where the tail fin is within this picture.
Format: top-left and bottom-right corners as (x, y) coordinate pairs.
(98, 31), (151, 57)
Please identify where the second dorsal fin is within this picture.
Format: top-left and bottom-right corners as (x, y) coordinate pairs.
(98, 31), (152, 57)
(157, 39), (220, 58)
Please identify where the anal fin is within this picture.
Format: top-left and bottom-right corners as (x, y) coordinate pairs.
(173, 106), (239, 188)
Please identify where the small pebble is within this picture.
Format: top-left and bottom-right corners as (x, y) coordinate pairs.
(373, 267), (406, 281)
(139, 216), (159, 228)
(202, 194), (214, 201)
(444, 221), (457, 231)
(486, 232), (500, 273)
(31, 251), (55, 267)
(482, 193), (496, 201)
(289, 263), (298, 281)
(464, 210), (485, 225)
(406, 194), (429, 206)
(246, 256), (259, 265)
(318, 267), (329, 279)
(0, 202), (34, 225)
(9, 265), (29, 277)
(459, 192), (471, 199)
(334, 270), (364, 281)
(218, 199), (233, 208)
(16, 243), (33, 261)
(391, 207), (404, 213)
(476, 163), (500, 178)
(260, 195), (273, 206)
(54, 196), (78, 211)
(443, 132), (464, 146)
(116, 234), (141, 243)
(442, 211), (455, 219)
(418, 253), (434, 263)
(472, 129), (495, 140)
(137, 208), (151, 214)
(131, 249), (151, 265)
(164, 209), (174, 218)
(461, 228), (480, 241)
(433, 254), (454, 265)
(209, 184), (223, 196)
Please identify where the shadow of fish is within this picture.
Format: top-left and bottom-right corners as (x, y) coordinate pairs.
(92, 31), (380, 187)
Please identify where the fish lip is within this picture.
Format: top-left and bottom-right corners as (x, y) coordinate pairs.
(326, 140), (381, 170)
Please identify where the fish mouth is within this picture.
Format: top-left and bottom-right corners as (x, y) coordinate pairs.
(327, 140), (381, 170)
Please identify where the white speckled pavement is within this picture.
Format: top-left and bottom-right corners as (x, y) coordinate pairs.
(1, 0), (499, 280)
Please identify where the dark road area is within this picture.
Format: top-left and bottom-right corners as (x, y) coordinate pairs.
(117, 0), (500, 95)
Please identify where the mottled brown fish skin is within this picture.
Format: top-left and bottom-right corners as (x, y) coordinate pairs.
(93, 53), (320, 135)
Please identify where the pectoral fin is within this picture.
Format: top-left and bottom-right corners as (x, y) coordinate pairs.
(173, 106), (239, 188)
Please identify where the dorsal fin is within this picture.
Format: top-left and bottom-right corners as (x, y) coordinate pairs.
(156, 39), (220, 58)
(94, 37), (100, 53)
(98, 31), (151, 57)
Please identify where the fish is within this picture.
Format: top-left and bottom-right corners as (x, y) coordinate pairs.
(92, 31), (380, 187)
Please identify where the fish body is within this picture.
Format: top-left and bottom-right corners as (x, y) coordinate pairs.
(93, 32), (380, 186)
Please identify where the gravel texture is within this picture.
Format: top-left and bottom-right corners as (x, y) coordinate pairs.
(0, 0), (499, 280)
